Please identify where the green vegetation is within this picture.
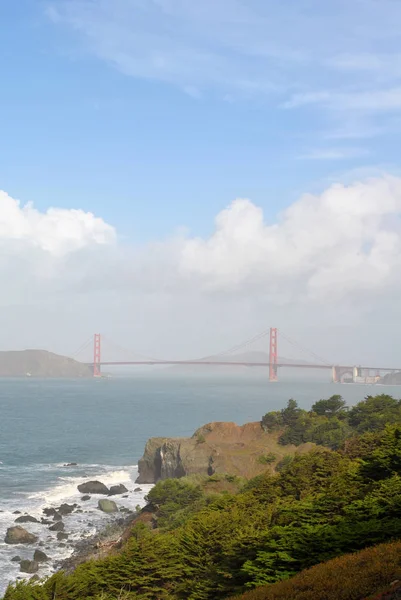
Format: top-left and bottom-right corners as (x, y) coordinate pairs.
(257, 452), (277, 465)
(262, 393), (401, 449)
(4, 394), (401, 600)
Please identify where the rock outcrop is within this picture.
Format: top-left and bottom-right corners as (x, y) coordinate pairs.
(136, 421), (315, 483)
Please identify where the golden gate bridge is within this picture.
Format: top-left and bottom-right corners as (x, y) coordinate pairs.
(72, 329), (401, 384)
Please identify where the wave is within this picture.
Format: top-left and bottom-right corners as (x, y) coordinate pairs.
(0, 463), (153, 594)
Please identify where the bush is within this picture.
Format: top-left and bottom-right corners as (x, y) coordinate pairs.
(257, 453), (277, 465)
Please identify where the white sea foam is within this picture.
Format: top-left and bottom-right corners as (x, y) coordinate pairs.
(0, 463), (153, 594)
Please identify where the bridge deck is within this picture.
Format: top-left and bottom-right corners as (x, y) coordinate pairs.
(89, 361), (400, 372)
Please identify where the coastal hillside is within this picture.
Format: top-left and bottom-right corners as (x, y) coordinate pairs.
(5, 393), (401, 600)
(0, 349), (91, 377)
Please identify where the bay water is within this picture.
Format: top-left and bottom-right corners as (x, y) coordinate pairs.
(1, 375), (401, 592)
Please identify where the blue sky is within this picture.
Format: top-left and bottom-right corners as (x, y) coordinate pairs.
(1, 0), (401, 364)
(2, 0), (400, 238)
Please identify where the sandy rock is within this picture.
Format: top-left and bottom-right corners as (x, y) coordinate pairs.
(98, 499), (118, 513)
(5, 526), (38, 545)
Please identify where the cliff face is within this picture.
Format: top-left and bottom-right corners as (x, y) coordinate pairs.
(0, 350), (92, 377)
(136, 421), (315, 483)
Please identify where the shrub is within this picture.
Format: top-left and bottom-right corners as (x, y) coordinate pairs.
(257, 453), (277, 465)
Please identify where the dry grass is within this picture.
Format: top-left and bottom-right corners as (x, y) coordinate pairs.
(229, 541), (401, 600)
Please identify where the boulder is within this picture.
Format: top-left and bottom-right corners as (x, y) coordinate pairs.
(78, 481), (109, 495)
(63, 463), (77, 467)
(49, 521), (64, 532)
(11, 556), (21, 562)
(53, 513), (62, 522)
(33, 549), (49, 562)
(134, 487), (142, 492)
(98, 499), (118, 513)
(57, 532), (68, 541)
(81, 495), (91, 501)
(13, 511), (21, 515)
(43, 508), (58, 518)
(5, 527), (38, 545)
(57, 503), (77, 516)
(41, 519), (52, 525)
(15, 515), (38, 524)
(108, 484), (128, 496)
(20, 560), (39, 574)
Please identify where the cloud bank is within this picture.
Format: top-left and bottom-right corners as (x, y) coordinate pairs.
(2, 175), (401, 361)
(2, 175), (401, 301)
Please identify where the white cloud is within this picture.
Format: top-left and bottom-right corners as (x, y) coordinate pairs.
(0, 191), (115, 257)
(285, 87), (401, 113)
(1, 176), (401, 362)
(178, 176), (401, 300)
(2, 176), (401, 302)
(45, 0), (401, 99)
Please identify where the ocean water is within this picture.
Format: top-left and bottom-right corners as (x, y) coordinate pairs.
(1, 375), (401, 593)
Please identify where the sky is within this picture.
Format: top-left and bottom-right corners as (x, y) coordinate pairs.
(1, 0), (401, 366)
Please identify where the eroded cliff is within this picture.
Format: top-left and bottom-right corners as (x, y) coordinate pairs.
(136, 421), (315, 483)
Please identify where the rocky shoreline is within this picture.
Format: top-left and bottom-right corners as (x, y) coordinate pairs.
(57, 511), (138, 574)
(3, 478), (147, 581)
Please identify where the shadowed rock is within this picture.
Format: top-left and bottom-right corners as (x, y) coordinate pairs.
(109, 484), (128, 496)
(49, 521), (64, 532)
(78, 481), (109, 495)
(20, 560), (39, 574)
(33, 549), (49, 562)
(15, 515), (39, 524)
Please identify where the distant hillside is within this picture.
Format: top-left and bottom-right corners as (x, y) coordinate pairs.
(382, 371), (401, 385)
(166, 351), (314, 374)
(0, 349), (92, 378)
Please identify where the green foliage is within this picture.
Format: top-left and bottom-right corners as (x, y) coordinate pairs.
(262, 394), (401, 451)
(311, 394), (347, 417)
(348, 395), (401, 433)
(257, 452), (276, 465)
(146, 478), (205, 529)
(275, 455), (294, 473)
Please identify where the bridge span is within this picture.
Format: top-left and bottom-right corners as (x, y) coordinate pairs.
(83, 331), (400, 383)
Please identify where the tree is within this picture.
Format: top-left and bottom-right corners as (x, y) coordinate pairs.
(348, 395), (401, 433)
(281, 399), (301, 427)
(312, 395), (347, 418)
